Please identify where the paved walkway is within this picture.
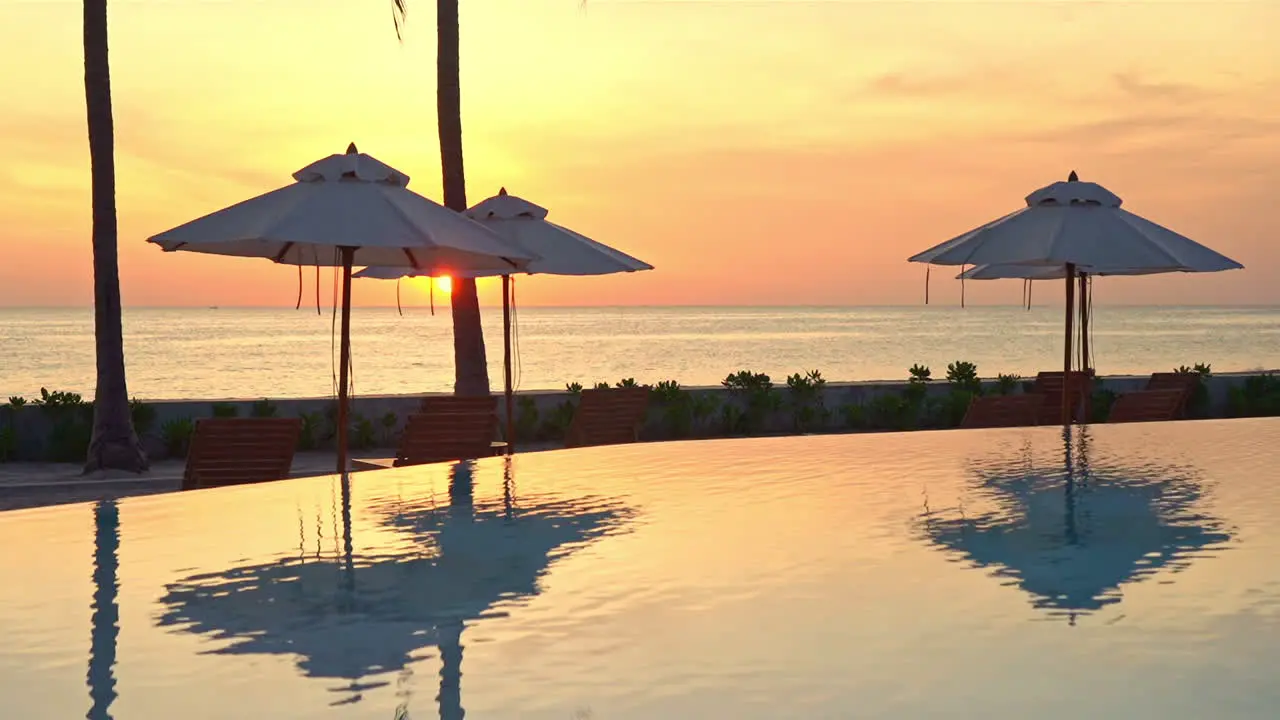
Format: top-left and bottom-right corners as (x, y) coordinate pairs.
(0, 444), (563, 513)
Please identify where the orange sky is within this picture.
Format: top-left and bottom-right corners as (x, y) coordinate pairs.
(1, 0), (1278, 308)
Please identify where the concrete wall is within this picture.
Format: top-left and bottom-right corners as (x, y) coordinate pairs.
(1, 371), (1270, 463)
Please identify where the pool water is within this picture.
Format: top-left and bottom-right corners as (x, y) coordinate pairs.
(1, 419), (1278, 719)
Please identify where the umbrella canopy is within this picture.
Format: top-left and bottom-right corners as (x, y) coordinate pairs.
(146, 146), (536, 473)
(148, 147), (533, 273)
(956, 264), (1168, 280)
(919, 428), (1232, 623)
(353, 188), (652, 279)
(908, 172), (1243, 272)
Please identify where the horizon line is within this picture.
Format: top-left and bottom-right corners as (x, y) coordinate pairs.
(4, 302), (1280, 310)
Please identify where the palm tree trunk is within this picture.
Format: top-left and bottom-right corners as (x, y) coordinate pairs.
(437, 0), (491, 397)
(83, 0), (147, 473)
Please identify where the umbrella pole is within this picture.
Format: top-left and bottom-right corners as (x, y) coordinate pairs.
(1079, 273), (1090, 374)
(503, 274), (515, 455)
(1062, 263), (1076, 425)
(336, 247), (355, 474)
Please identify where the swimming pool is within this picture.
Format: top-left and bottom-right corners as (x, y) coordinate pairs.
(1, 419), (1277, 719)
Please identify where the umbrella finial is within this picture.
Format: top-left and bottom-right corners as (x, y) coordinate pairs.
(346, 143), (358, 155)
(498, 187), (508, 196)
(1068, 170), (1079, 182)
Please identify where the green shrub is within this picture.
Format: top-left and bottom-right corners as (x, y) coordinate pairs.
(540, 397), (578, 441)
(786, 370), (827, 432)
(210, 402), (239, 418)
(515, 397), (540, 442)
(1091, 387), (1117, 423)
(945, 361), (981, 395)
(297, 411), (324, 451)
(652, 380), (694, 438)
(996, 374), (1021, 396)
(908, 364), (932, 383)
(841, 403), (868, 430)
(0, 423), (15, 463)
(868, 393), (913, 431)
(161, 417), (195, 458)
(379, 412), (399, 446)
(130, 398), (157, 436)
(1175, 364), (1212, 418)
(1228, 373), (1280, 417)
(350, 413), (377, 450)
(34, 388), (92, 462)
(722, 370), (780, 435)
(249, 398), (278, 418)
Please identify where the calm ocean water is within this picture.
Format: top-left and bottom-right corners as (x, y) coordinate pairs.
(1, 306), (1277, 401)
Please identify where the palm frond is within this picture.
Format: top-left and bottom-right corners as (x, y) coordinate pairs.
(392, 0), (408, 41)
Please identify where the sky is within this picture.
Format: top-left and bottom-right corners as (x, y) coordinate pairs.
(1, 0), (1278, 308)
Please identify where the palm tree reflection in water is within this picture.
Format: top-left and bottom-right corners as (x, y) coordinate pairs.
(88, 500), (121, 720)
(920, 425), (1233, 624)
(156, 458), (633, 716)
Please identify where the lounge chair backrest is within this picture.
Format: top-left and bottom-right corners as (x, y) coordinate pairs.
(183, 417), (302, 490)
(1032, 370), (1094, 422)
(395, 401), (497, 466)
(960, 394), (1043, 429)
(1145, 373), (1197, 418)
(418, 395), (499, 417)
(1107, 389), (1187, 424)
(565, 387), (650, 448)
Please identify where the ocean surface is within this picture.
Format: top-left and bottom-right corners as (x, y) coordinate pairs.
(2, 306), (1277, 401)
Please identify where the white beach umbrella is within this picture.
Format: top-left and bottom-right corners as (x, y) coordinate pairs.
(354, 188), (654, 448)
(956, 264), (1167, 281)
(356, 188), (653, 279)
(146, 145), (534, 472)
(908, 172), (1243, 423)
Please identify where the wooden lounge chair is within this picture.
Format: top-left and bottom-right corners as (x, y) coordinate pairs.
(1031, 370), (1094, 423)
(393, 404), (504, 467)
(960, 394), (1043, 429)
(418, 395), (501, 418)
(1106, 389), (1187, 424)
(182, 417), (302, 491)
(1143, 372), (1199, 418)
(565, 387), (651, 448)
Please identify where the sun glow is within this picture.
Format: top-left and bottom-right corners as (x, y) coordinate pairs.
(433, 276), (452, 295)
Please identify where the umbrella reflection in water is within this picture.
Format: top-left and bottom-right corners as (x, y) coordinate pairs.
(920, 426), (1232, 624)
(155, 458), (634, 715)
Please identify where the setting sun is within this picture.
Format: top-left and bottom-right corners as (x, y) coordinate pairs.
(433, 276), (452, 295)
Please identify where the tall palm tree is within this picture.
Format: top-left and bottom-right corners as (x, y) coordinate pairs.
(83, 0), (148, 472)
(395, 0), (491, 397)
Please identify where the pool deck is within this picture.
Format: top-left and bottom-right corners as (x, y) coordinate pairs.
(0, 443), (561, 512)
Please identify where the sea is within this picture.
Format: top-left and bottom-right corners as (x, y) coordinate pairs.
(2, 306), (1277, 401)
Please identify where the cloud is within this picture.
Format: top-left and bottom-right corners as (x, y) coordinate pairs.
(1112, 72), (1213, 103)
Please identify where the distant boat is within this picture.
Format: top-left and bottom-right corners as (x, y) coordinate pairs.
(209, 306), (218, 310)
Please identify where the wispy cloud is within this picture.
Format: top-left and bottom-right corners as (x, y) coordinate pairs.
(1112, 72), (1213, 104)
